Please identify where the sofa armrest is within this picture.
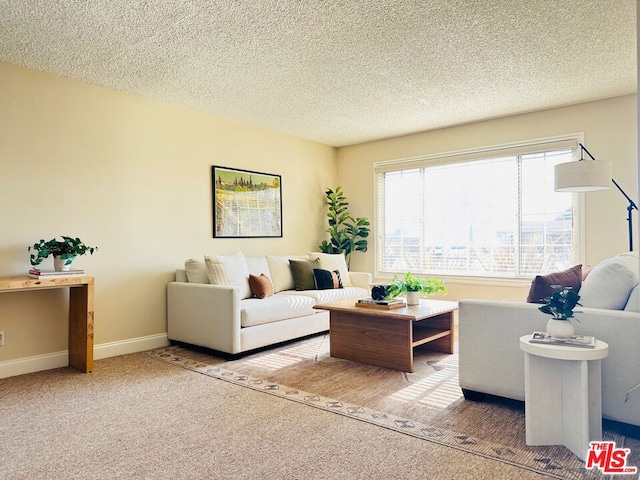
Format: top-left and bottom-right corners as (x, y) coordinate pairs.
(167, 282), (242, 354)
(347, 271), (372, 290)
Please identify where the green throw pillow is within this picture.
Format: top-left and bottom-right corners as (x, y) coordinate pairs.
(290, 258), (321, 291)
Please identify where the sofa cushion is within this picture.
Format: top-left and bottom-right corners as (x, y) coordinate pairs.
(204, 250), (252, 300)
(579, 253), (640, 310)
(265, 255), (307, 292)
(245, 256), (271, 277)
(282, 286), (369, 304)
(184, 258), (209, 284)
(313, 269), (343, 290)
(290, 258), (321, 291)
(525, 264), (582, 304)
(308, 252), (353, 287)
(248, 274), (274, 299)
(240, 295), (316, 327)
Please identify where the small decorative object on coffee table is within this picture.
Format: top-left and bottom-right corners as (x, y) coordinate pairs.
(371, 284), (390, 301)
(538, 285), (581, 339)
(385, 272), (447, 306)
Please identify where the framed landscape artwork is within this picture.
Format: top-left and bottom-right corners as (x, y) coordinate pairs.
(212, 166), (282, 238)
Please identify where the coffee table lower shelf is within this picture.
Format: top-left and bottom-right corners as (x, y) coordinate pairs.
(413, 325), (452, 348)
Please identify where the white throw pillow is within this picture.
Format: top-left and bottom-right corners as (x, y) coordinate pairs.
(579, 254), (639, 310)
(307, 252), (353, 287)
(184, 258), (209, 284)
(245, 256), (271, 277)
(204, 251), (252, 299)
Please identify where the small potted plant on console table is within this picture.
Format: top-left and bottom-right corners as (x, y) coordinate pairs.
(386, 272), (447, 305)
(29, 236), (97, 271)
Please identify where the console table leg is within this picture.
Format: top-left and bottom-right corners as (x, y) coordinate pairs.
(68, 284), (94, 372)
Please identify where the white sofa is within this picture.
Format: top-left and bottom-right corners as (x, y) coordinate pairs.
(167, 252), (371, 355)
(459, 252), (640, 428)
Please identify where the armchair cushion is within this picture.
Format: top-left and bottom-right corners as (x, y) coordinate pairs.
(579, 253), (639, 310)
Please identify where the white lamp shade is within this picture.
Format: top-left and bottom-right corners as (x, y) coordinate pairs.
(554, 160), (612, 192)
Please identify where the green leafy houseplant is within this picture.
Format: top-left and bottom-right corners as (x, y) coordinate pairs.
(29, 236), (97, 268)
(319, 186), (370, 268)
(538, 285), (581, 320)
(386, 272), (447, 298)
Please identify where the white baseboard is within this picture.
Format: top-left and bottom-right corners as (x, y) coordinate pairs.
(0, 333), (169, 379)
(94, 333), (169, 360)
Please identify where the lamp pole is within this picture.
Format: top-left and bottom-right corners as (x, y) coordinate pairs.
(612, 178), (638, 252)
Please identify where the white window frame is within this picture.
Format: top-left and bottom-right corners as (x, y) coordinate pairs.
(373, 134), (586, 286)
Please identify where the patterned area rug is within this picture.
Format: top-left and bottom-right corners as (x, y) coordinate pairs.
(146, 336), (626, 480)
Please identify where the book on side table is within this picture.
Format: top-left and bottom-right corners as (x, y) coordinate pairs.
(529, 331), (596, 348)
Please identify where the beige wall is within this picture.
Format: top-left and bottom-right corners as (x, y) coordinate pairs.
(0, 62), (336, 363)
(1, 60), (636, 367)
(338, 95), (638, 301)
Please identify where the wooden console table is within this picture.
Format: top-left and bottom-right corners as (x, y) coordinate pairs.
(0, 275), (94, 373)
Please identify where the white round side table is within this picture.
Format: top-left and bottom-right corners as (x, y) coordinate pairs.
(519, 335), (609, 460)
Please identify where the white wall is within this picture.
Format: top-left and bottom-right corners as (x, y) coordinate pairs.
(0, 62), (337, 367)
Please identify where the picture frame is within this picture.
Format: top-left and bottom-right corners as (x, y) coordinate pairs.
(212, 166), (282, 238)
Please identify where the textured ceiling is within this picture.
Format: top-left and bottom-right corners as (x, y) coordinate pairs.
(0, 1), (637, 147)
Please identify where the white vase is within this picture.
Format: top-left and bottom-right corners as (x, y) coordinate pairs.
(406, 291), (421, 305)
(546, 318), (574, 339)
(53, 255), (74, 272)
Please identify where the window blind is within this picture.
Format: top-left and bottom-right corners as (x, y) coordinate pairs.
(375, 137), (581, 279)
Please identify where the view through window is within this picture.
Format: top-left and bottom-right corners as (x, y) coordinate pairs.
(376, 146), (579, 279)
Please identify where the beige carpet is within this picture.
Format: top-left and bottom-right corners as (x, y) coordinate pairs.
(146, 334), (639, 480)
(4, 351), (552, 480)
(2, 334), (637, 480)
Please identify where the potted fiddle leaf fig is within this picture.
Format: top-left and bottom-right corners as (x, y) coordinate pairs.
(29, 236), (97, 271)
(386, 272), (447, 305)
(319, 186), (370, 269)
(538, 285), (581, 338)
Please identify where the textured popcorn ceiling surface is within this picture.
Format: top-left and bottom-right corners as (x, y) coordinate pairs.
(0, 1), (636, 147)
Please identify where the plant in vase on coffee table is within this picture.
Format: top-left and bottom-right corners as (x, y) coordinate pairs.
(538, 285), (581, 338)
(385, 272), (447, 306)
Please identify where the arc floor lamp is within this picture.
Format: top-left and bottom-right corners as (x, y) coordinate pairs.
(554, 143), (638, 251)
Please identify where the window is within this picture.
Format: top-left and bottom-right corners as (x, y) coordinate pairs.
(375, 138), (581, 279)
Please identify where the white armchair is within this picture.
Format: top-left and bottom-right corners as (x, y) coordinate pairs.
(458, 252), (640, 428)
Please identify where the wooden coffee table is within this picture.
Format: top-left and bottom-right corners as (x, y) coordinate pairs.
(315, 298), (458, 372)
